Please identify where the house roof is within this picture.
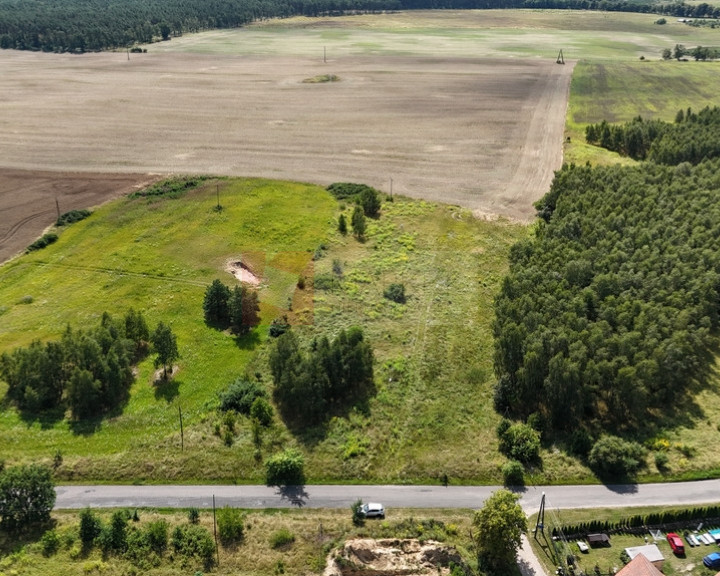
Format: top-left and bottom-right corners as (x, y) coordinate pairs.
(616, 553), (665, 576)
(625, 544), (665, 564)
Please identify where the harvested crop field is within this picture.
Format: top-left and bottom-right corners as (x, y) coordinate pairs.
(0, 169), (159, 263)
(0, 47), (572, 258)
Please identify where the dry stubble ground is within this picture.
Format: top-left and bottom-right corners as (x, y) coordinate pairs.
(0, 44), (572, 261)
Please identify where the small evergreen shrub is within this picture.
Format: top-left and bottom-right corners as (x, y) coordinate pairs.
(351, 499), (365, 527)
(217, 506), (244, 544)
(502, 460), (525, 487)
(269, 528), (295, 549)
(79, 508), (102, 547)
(218, 379), (266, 415)
(497, 422), (540, 463)
(41, 529), (60, 556)
(383, 283), (406, 304)
(269, 316), (291, 338)
(187, 508), (200, 524)
(250, 397), (274, 427)
(27, 233), (58, 252)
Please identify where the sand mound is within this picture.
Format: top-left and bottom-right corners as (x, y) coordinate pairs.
(324, 538), (463, 576)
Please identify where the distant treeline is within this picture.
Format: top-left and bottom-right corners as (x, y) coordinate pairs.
(586, 106), (720, 165)
(0, 0), (718, 53)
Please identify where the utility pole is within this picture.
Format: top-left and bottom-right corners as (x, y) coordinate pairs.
(55, 197), (61, 222)
(390, 178), (393, 199)
(178, 405), (184, 451)
(213, 495), (220, 566)
(534, 492), (546, 539)
(216, 184), (220, 210)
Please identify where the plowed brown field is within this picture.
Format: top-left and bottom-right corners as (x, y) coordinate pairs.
(0, 48), (573, 262)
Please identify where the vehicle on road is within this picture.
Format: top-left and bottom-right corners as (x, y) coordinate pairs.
(361, 502), (385, 518)
(667, 532), (685, 555)
(703, 552), (720, 569)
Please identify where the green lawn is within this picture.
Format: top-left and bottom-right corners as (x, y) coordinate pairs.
(529, 507), (720, 576)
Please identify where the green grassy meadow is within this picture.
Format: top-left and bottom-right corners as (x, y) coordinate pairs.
(0, 178), (530, 483)
(0, 179), (336, 478)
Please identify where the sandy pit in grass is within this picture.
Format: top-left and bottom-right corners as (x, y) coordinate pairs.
(225, 260), (262, 286)
(0, 48), (573, 262)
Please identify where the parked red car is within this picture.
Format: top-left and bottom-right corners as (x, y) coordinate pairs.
(667, 532), (685, 555)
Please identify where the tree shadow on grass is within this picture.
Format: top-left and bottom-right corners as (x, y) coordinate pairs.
(154, 377), (180, 403)
(18, 405), (66, 430)
(0, 519), (57, 555)
(69, 394), (130, 436)
(234, 329), (261, 351)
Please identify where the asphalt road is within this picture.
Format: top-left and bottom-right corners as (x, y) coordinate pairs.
(55, 479), (720, 513)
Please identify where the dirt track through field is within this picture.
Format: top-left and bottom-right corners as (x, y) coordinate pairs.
(0, 50), (573, 260)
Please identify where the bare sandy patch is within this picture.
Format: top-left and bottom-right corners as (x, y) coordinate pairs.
(225, 259), (262, 286)
(324, 538), (464, 576)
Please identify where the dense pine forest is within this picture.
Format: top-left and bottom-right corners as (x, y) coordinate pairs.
(493, 109), (720, 447)
(586, 106), (720, 165)
(0, 0), (718, 53)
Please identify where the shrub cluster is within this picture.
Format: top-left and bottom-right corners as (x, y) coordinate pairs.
(218, 378), (267, 415)
(496, 419), (540, 464)
(78, 508), (214, 571)
(27, 232), (58, 252)
(265, 448), (305, 487)
(327, 182), (382, 217)
(56, 209), (91, 226)
(587, 435), (646, 479)
(129, 176), (207, 199)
